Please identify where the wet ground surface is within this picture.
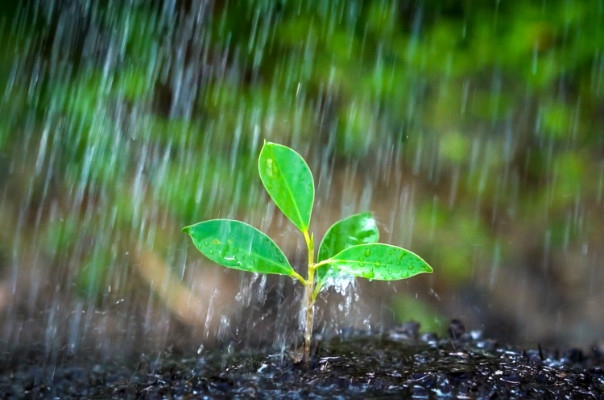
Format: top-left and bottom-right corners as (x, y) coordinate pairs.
(1, 321), (603, 399)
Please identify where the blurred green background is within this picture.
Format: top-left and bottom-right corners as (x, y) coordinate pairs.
(0, 0), (603, 356)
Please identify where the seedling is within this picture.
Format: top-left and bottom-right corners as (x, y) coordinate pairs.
(183, 142), (433, 363)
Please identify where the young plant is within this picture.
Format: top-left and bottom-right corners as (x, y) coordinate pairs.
(183, 142), (433, 363)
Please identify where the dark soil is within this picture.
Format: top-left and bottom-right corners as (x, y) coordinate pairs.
(1, 320), (603, 399)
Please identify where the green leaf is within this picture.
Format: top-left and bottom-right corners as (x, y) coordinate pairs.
(326, 243), (433, 280)
(317, 213), (380, 261)
(183, 219), (295, 276)
(316, 213), (379, 284)
(258, 142), (314, 232)
(76, 251), (112, 302)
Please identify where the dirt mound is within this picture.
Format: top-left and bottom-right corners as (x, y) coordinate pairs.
(1, 321), (603, 399)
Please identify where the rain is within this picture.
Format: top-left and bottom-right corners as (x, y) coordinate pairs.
(0, 0), (603, 394)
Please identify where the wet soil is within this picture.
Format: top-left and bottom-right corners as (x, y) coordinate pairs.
(1, 320), (603, 399)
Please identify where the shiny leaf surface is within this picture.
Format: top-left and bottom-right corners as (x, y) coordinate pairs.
(183, 219), (294, 276)
(326, 243), (432, 280)
(317, 212), (379, 284)
(258, 142), (314, 232)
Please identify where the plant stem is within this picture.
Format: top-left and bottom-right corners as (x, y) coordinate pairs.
(290, 270), (307, 286)
(303, 230), (315, 365)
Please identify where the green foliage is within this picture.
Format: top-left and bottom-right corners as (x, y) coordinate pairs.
(326, 244), (432, 280)
(317, 213), (380, 261)
(439, 132), (471, 164)
(184, 142), (432, 361)
(77, 251), (112, 301)
(393, 294), (446, 335)
(41, 216), (79, 256)
(182, 219), (295, 276)
(185, 141), (431, 281)
(258, 143), (314, 232)
(415, 202), (492, 283)
(316, 212), (379, 283)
